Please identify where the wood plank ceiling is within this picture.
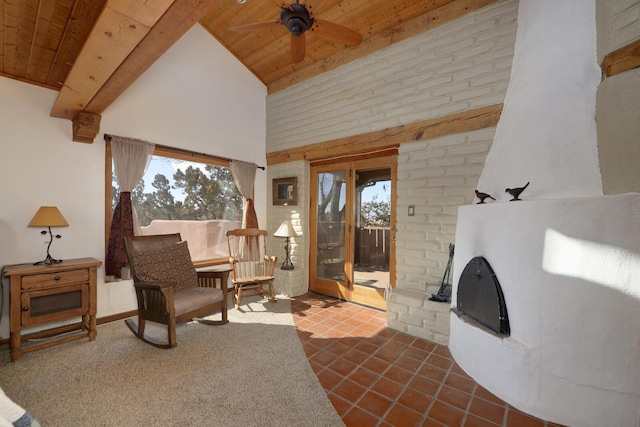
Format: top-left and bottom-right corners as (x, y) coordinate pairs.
(0, 0), (497, 142)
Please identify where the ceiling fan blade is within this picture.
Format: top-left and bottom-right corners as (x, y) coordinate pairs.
(291, 33), (306, 63)
(310, 18), (362, 46)
(273, 0), (293, 11)
(230, 20), (282, 32)
(300, 0), (322, 18)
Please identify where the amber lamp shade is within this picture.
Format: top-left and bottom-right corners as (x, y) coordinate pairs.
(28, 206), (69, 265)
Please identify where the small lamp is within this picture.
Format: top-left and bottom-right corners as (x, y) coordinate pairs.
(28, 206), (69, 265)
(274, 220), (297, 270)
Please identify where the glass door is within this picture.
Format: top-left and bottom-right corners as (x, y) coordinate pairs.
(311, 167), (348, 299)
(310, 155), (396, 310)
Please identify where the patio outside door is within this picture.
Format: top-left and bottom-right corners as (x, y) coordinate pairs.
(309, 155), (396, 310)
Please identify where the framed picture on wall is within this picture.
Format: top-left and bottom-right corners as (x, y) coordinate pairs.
(273, 177), (297, 206)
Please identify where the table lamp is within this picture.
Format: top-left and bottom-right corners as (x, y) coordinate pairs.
(28, 206), (69, 265)
(274, 220), (297, 270)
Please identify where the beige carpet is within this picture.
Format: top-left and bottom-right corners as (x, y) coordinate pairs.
(0, 295), (343, 427)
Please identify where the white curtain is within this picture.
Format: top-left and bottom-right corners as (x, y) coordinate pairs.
(106, 135), (155, 277)
(111, 136), (155, 235)
(230, 159), (259, 228)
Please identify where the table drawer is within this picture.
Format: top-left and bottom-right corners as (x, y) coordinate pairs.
(21, 269), (89, 290)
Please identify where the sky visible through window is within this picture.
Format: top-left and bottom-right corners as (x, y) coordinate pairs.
(363, 181), (389, 204)
(144, 158), (390, 207)
(144, 156), (207, 201)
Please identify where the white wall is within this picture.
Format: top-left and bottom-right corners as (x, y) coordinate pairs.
(104, 25), (267, 167)
(0, 79), (106, 337)
(0, 25), (266, 338)
(477, 0), (602, 199)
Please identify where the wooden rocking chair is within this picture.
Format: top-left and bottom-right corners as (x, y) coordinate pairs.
(124, 233), (227, 349)
(226, 228), (277, 309)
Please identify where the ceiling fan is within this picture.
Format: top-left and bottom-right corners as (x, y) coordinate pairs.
(230, 0), (363, 63)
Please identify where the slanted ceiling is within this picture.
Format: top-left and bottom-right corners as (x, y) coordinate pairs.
(0, 0), (499, 142)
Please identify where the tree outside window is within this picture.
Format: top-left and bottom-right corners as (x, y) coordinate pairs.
(111, 154), (244, 264)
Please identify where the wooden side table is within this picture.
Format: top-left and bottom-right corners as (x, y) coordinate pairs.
(3, 257), (102, 362)
(197, 265), (233, 294)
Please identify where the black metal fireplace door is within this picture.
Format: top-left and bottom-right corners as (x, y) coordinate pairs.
(456, 256), (510, 336)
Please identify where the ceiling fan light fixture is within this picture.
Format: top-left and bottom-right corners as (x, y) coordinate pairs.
(232, 1), (362, 64)
(287, 17), (307, 35)
(281, 3), (313, 36)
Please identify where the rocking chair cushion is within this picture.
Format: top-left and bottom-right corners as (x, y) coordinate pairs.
(174, 287), (225, 317)
(131, 241), (198, 292)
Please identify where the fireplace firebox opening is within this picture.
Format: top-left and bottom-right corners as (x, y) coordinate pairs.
(453, 256), (510, 336)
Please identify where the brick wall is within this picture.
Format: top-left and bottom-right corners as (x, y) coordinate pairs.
(266, 0), (518, 343)
(396, 128), (496, 291)
(389, 128), (495, 344)
(600, 0), (640, 54)
(267, 0), (517, 150)
(267, 161), (310, 296)
(597, 0), (640, 194)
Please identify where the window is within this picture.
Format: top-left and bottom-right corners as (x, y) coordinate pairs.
(106, 143), (243, 267)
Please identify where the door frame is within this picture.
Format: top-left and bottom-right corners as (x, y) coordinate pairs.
(309, 152), (397, 310)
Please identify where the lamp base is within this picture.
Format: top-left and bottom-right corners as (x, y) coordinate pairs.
(34, 227), (63, 265)
(34, 254), (63, 266)
(280, 237), (295, 270)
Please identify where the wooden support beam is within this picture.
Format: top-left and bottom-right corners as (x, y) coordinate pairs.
(84, 0), (222, 114)
(266, 104), (502, 165)
(50, 0), (175, 119)
(50, 0), (221, 141)
(72, 111), (101, 143)
(602, 38), (640, 78)
(267, 0), (501, 94)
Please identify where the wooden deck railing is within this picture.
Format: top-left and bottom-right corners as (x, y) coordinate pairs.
(355, 227), (390, 269)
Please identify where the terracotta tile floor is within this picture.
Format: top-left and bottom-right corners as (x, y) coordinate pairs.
(291, 293), (564, 427)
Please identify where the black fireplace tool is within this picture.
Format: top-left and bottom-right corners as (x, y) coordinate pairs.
(429, 243), (455, 303)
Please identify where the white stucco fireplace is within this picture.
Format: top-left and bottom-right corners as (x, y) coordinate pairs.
(448, 1), (640, 426)
(451, 195), (640, 426)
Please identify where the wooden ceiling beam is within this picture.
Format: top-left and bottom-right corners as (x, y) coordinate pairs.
(84, 0), (222, 115)
(50, 0), (174, 120)
(0, 1), (4, 72)
(50, 0), (220, 143)
(602, 38), (640, 78)
(72, 111), (101, 144)
(266, 103), (502, 165)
